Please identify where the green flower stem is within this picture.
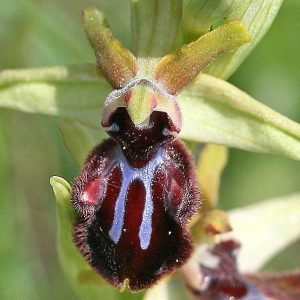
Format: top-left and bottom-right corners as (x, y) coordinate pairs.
(190, 145), (230, 242)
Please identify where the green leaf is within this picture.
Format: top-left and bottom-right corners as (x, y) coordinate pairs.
(224, 192), (300, 273)
(205, 0), (284, 79)
(179, 73), (300, 161)
(0, 64), (109, 127)
(59, 119), (105, 166)
(131, 0), (182, 57)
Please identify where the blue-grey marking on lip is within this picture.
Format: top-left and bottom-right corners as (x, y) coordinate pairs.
(108, 147), (164, 249)
(139, 186), (153, 250)
(108, 166), (130, 244)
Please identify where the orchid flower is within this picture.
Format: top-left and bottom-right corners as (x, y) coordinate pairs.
(1, 0), (300, 299)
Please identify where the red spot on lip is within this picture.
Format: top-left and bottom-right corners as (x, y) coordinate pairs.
(81, 178), (101, 206)
(150, 95), (158, 110)
(124, 91), (132, 105)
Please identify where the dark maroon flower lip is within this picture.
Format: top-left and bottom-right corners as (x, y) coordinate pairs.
(71, 85), (200, 291)
(71, 114), (200, 290)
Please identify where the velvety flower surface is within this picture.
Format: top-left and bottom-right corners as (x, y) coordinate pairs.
(72, 107), (200, 290)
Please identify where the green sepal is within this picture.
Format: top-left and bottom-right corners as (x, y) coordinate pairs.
(59, 119), (105, 166)
(50, 176), (103, 287)
(83, 7), (137, 88)
(2, 65), (300, 161)
(155, 21), (250, 94)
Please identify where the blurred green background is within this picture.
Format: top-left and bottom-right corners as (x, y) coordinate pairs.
(0, 0), (299, 299)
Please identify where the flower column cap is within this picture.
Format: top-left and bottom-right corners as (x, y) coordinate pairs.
(101, 77), (182, 134)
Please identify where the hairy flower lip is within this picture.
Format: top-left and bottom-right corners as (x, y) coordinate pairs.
(101, 77), (182, 133)
(72, 138), (200, 291)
